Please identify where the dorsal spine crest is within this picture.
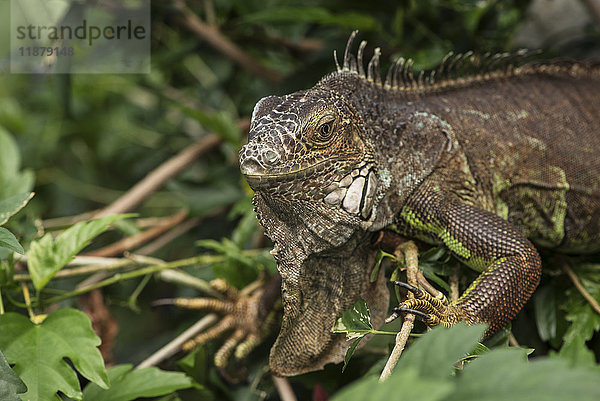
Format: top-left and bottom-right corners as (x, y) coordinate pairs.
(332, 32), (599, 96)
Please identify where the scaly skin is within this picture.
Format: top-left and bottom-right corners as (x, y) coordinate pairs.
(239, 32), (600, 376)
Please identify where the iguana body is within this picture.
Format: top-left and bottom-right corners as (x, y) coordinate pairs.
(239, 33), (600, 376)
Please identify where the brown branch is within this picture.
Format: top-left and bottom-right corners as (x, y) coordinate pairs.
(94, 135), (222, 218)
(563, 263), (600, 315)
(85, 210), (189, 257)
(171, 0), (283, 83)
(380, 241), (419, 381)
(272, 376), (297, 401)
(137, 314), (219, 368)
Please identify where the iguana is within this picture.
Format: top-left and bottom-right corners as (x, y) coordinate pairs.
(237, 32), (600, 376)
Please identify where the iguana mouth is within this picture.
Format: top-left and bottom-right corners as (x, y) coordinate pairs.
(242, 158), (349, 190)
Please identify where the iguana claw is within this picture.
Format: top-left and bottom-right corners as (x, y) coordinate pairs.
(387, 280), (466, 327)
(155, 276), (280, 377)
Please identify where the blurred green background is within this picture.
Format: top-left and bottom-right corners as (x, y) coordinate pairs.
(0, 0), (599, 400)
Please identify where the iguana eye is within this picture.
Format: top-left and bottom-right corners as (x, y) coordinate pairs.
(316, 120), (334, 141)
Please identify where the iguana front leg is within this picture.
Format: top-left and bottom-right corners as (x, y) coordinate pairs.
(393, 185), (542, 334)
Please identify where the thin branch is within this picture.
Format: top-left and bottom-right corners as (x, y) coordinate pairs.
(171, 0), (283, 83)
(94, 135), (222, 218)
(85, 210), (189, 257)
(272, 376), (297, 401)
(380, 241), (419, 381)
(137, 314), (218, 368)
(563, 263), (600, 315)
(14, 259), (135, 282)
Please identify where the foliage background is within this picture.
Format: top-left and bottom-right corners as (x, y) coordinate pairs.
(0, 0), (599, 400)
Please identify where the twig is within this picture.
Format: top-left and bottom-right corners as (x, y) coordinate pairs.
(171, 0), (283, 83)
(14, 259), (136, 282)
(380, 241), (419, 381)
(85, 210), (189, 257)
(94, 135), (222, 218)
(136, 216), (203, 255)
(563, 263), (600, 315)
(272, 376), (297, 401)
(136, 314), (218, 368)
(156, 269), (222, 298)
(509, 333), (520, 347)
(449, 265), (460, 302)
(41, 254), (223, 304)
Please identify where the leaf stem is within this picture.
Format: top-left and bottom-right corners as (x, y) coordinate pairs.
(0, 287), (4, 314)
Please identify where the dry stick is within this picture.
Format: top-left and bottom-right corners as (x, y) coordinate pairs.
(272, 376), (298, 401)
(563, 263), (600, 315)
(380, 241), (419, 382)
(94, 135), (222, 219)
(171, 0), (283, 84)
(85, 210), (189, 257)
(137, 314), (219, 368)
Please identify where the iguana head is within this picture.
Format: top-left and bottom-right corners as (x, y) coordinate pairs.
(240, 86), (378, 220)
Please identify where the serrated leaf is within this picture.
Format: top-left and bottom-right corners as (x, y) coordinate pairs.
(394, 323), (486, 380)
(0, 349), (27, 401)
(448, 348), (600, 401)
(0, 227), (24, 254)
(27, 214), (132, 290)
(0, 309), (109, 401)
(82, 364), (193, 401)
(0, 192), (33, 226)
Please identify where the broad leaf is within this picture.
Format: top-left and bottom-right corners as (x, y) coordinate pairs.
(0, 227), (24, 254)
(0, 308), (109, 401)
(0, 192), (33, 226)
(82, 364), (193, 401)
(0, 349), (27, 401)
(394, 323), (486, 379)
(331, 366), (454, 401)
(27, 214), (132, 290)
(448, 348), (600, 401)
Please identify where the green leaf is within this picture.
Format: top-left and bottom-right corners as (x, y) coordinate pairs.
(557, 264), (600, 367)
(27, 214), (132, 290)
(82, 364), (193, 401)
(448, 348), (600, 401)
(0, 309), (109, 401)
(333, 299), (396, 371)
(331, 366), (454, 401)
(0, 349), (27, 401)
(394, 323), (486, 379)
(534, 285), (558, 341)
(0, 127), (34, 200)
(332, 298), (375, 340)
(342, 337), (362, 372)
(0, 227), (24, 254)
(0, 192), (33, 226)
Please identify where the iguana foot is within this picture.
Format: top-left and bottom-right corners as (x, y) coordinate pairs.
(386, 281), (470, 327)
(155, 276), (280, 378)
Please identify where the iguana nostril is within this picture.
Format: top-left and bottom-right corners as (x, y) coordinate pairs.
(264, 150), (280, 165)
(240, 158), (263, 175)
